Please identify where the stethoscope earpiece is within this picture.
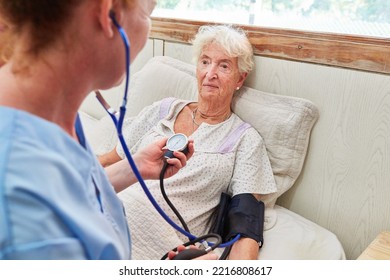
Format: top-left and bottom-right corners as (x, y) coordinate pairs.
(109, 10), (116, 20)
(109, 10), (121, 29)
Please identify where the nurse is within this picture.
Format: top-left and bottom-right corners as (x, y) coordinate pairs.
(0, 0), (202, 259)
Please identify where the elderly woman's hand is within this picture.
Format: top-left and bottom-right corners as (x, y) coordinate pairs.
(134, 137), (194, 180)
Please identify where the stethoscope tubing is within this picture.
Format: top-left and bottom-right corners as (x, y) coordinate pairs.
(98, 14), (240, 248)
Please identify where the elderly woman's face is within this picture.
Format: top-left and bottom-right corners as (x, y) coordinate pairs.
(196, 42), (246, 103)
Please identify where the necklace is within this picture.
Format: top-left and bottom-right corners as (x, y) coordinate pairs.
(192, 108), (202, 127)
(192, 108), (232, 128)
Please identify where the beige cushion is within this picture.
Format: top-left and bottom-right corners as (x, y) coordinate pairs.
(231, 87), (319, 206)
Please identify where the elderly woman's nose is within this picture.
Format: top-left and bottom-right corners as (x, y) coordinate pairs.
(205, 64), (218, 78)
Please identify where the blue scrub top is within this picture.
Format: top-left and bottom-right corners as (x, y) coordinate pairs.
(0, 106), (131, 259)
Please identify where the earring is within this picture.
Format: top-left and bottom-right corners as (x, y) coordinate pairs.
(236, 87), (240, 90)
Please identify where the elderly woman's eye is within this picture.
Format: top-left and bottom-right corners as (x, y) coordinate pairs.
(220, 63), (231, 73)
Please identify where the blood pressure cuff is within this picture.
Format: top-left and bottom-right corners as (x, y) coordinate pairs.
(224, 193), (265, 247)
(209, 192), (232, 236)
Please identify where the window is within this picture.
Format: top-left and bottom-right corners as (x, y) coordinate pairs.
(153, 0), (390, 38)
(150, 1), (390, 74)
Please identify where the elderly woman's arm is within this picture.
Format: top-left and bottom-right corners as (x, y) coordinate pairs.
(99, 148), (121, 167)
(229, 237), (259, 259)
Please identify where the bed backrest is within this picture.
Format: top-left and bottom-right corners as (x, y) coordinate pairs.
(119, 55), (319, 208)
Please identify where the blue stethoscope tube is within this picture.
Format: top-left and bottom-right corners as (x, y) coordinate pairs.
(96, 13), (240, 249)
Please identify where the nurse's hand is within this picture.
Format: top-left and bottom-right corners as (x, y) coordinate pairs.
(106, 138), (194, 193)
(134, 137), (194, 180)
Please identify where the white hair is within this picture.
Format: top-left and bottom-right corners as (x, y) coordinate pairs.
(191, 25), (254, 73)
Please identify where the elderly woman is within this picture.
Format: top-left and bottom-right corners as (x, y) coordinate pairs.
(0, 0), (198, 260)
(100, 25), (277, 260)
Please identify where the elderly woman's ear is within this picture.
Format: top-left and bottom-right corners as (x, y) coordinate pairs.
(236, 72), (248, 90)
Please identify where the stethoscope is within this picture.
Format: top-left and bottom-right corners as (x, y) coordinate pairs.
(94, 12), (240, 259)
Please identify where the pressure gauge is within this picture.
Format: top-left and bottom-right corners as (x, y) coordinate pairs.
(164, 133), (189, 159)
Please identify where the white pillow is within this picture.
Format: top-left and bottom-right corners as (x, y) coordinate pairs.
(125, 57), (198, 117)
(93, 55), (319, 208)
(231, 88), (319, 207)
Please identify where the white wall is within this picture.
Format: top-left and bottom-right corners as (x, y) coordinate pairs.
(145, 39), (390, 260)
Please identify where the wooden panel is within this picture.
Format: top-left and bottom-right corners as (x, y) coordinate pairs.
(164, 42), (193, 64)
(151, 17), (390, 75)
(153, 39), (164, 56)
(256, 56), (390, 260)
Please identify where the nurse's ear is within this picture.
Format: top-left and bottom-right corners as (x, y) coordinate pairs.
(98, 0), (115, 38)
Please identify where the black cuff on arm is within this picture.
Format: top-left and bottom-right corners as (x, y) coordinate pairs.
(224, 193), (265, 247)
